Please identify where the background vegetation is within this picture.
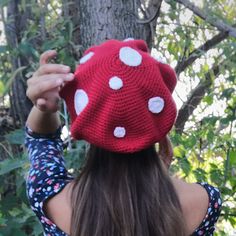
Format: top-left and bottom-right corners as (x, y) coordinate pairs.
(0, 0), (235, 235)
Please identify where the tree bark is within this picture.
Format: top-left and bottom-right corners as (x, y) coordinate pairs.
(67, 0), (162, 50)
(4, 0), (35, 126)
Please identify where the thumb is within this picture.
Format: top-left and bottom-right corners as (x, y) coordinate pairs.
(36, 95), (60, 113)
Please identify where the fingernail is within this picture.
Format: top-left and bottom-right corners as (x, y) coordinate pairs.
(66, 73), (74, 80)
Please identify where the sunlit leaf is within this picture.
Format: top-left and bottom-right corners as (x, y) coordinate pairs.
(0, 80), (4, 96)
(229, 150), (236, 165)
(173, 145), (186, 158)
(3, 66), (27, 95)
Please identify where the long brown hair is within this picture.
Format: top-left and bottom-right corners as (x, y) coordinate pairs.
(70, 145), (186, 236)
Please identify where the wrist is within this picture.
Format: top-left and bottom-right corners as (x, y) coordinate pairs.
(26, 106), (61, 134)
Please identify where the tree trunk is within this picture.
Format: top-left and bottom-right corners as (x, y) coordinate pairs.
(4, 0), (35, 126)
(66, 0), (162, 50)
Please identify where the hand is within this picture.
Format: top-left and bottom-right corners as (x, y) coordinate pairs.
(158, 135), (173, 169)
(26, 50), (74, 113)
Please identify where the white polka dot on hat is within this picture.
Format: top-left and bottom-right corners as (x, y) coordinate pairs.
(109, 76), (123, 90)
(119, 47), (142, 66)
(79, 51), (94, 64)
(74, 89), (89, 116)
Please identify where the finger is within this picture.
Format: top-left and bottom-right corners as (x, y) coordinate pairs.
(40, 50), (57, 66)
(29, 73), (74, 86)
(27, 73), (74, 105)
(37, 64), (71, 76)
(27, 73), (74, 89)
(27, 78), (63, 101)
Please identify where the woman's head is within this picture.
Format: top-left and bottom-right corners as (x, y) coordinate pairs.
(60, 39), (177, 153)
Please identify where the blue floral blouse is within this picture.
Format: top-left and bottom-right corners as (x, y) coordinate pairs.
(25, 127), (222, 236)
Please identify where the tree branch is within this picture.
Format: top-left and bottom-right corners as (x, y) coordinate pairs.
(171, 0), (236, 39)
(39, 0), (49, 40)
(175, 64), (220, 134)
(175, 50), (236, 134)
(136, 4), (161, 24)
(175, 30), (229, 75)
(135, 0), (162, 24)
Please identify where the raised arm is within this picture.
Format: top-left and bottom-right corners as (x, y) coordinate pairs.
(26, 50), (74, 134)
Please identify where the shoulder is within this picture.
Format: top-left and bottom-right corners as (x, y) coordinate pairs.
(171, 178), (221, 235)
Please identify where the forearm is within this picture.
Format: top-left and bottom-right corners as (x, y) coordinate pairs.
(26, 106), (61, 134)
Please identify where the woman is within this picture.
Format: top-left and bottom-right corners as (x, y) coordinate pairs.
(25, 39), (221, 236)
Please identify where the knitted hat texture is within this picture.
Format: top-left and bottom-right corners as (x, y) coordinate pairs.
(60, 39), (177, 153)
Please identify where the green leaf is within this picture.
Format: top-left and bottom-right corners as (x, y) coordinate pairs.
(18, 42), (38, 60)
(173, 145), (186, 158)
(221, 88), (235, 99)
(229, 150), (236, 165)
(203, 95), (213, 105)
(3, 66), (27, 96)
(202, 116), (218, 126)
(4, 129), (24, 145)
(0, 80), (4, 96)
(0, 45), (7, 53)
(228, 217), (236, 227)
(0, 157), (28, 175)
(57, 48), (76, 71)
(209, 168), (223, 186)
(206, 129), (215, 143)
(0, 0), (9, 7)
(62, 20), (73, 41)
(226, 75), (236, 83)
(177, 156), (191, 176)
(32, 222), (43, 236)
(220, 117), (231, 125)
(42, 37), (66, 51)
(193, 168), (207, 182)
(182, 135), (197, 148)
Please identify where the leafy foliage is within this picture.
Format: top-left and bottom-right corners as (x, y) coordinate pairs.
(0, 129), (85, 236)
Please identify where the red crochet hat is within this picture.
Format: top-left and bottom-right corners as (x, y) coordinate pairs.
(60, 39), (177, 153)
